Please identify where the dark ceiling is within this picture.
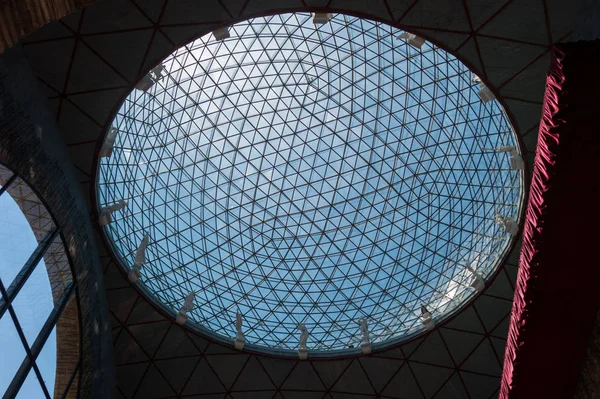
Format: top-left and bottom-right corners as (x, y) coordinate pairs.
(15, 0), (584, 397)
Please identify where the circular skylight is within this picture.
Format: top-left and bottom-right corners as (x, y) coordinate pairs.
(98, 13), (522, 353)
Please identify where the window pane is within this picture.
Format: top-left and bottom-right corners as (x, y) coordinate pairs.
(0, 165), (65, 398)
(11, 256), (54, 346)
(0, 181), (40, 285)
(0, 312), (28, 394)
(38, 326), (57, 396)
(15, 364), (48, 399)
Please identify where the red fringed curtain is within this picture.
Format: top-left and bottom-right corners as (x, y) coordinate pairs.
(501, 41), (600, 398)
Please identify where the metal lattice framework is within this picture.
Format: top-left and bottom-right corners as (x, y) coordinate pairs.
(0, 163), (80, 398)
(98, 13), (522, 352)
(0, 165), (73, 302)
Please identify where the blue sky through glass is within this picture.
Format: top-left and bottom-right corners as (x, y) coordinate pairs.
(99, 13), (522, 352)
(0, 182), (56, 396)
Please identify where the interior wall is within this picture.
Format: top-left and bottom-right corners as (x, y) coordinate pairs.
(0, 44), (115, 399)
(500, 40), (600, 398)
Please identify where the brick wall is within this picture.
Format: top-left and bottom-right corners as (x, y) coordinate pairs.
(0, 44), (115, 398)
(54, 298), (80, 398)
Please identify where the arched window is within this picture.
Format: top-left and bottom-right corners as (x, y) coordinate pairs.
(0, 163), (80, 398)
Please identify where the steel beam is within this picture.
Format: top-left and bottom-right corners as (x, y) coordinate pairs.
(0, 173), (17, 197)
(0, 228), (59, 320)
(3, 281), (75, 399)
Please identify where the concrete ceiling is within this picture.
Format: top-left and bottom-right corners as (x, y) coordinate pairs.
(17, 0), (584, 397)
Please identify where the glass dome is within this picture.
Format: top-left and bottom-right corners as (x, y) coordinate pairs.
(98, 13), (522, 353)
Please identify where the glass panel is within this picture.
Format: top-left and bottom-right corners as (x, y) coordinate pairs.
(4, 176), (55, 242)
(0, 164), (68, 396)
(15, 364), (48, 399)
(11, 257), (54, 346)
(98, 13), (523, 352)
(0, 179), (41, 285)
(0, 313), (28, 395)
(38, 326), (57, 397)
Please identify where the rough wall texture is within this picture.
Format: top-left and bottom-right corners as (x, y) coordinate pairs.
(575, 311), (600, 399)
(0, 0), (95, 52)
(0, 44), (115, 398)
(54, 298), (80, 398)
